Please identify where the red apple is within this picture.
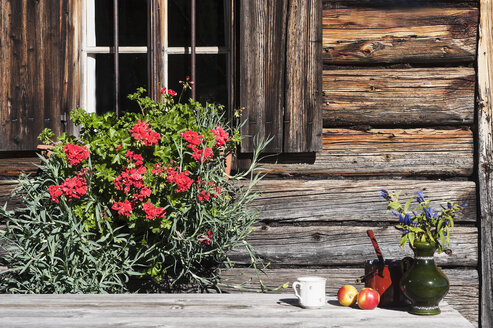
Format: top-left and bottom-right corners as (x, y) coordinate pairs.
(357, 288), (380, 310)
(337, 285), (358, 306)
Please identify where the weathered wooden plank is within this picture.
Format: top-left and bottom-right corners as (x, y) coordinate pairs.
(0, 180), (23, 213)
(250, 179), (476, 223)
(229, 225), (477, 267)
(0, 155), (39, 179)
(323, 68), (475, 127)
(283, 0), (322, 152)
(0, 294), (475, 328)
(0, 0), (80, 151)
(220, 267), (478, 324)
(477, 1), (493, 327)
(239, 1), (287, 153)
(323, 0), (479, 9)
(323, 7), (478, 64)
(260, 128), (474, 176)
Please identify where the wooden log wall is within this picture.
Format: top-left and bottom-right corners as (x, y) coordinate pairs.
(230, 0), (481, 325)
(0, 0), (483, 325)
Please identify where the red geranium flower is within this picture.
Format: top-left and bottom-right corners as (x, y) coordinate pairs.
(129, 120), (161, 146)
(49, 175), (87, 203)
(166, 167), (193, 193)
(180, 130), (203, 147)
(191, 146), (213, 163)
(211, 126), (229, 148)
(142, 201), (166, 220)
(64, 143), (89, 166)
(168, 89), (177, 97)
(112, 200), (133, 217)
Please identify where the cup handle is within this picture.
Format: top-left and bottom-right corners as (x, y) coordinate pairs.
(292, 281), (302, 302)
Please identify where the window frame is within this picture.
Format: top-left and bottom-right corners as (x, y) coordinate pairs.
(80, 0), (236, 115)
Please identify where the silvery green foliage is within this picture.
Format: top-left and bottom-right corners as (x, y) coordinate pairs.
(0, 155), (146, 293)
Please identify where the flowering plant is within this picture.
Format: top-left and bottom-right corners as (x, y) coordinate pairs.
(9, 81), (271, 292)
(379, 189), (466, 253)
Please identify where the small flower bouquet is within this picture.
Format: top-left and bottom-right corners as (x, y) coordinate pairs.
(379, 189), (467, 253)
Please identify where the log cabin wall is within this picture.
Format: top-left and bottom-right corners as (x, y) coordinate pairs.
(0, 0), (483, 326)
(228, 0), (480, 325)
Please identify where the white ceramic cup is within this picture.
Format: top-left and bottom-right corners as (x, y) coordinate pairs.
(292, 276), (327, 309)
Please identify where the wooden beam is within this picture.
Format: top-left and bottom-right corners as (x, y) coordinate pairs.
(250, 179), (476, 223)
(229, 225), (478, 267)
(323, 68), (475, 127)
(260, 128), (474, 177)
(323, 7), (478, 64)
(322, 0), (480, 8)
(283, 0), (322, 152)
(220, 267), (478, 325)
(477, 0), (493, 326)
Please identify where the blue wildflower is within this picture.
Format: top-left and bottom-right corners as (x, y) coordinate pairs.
(416, 192), (425, 203)
(424, 207), (433, 220)
(399, 213), (412, 225)
(380, 189), (391, 200)
(447, 202), (453, 209)
(461, 203), (468, 208)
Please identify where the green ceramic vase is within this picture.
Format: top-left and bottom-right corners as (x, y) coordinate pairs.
(400, 241), (450, 315)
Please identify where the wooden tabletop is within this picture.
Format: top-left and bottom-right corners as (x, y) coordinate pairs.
(0, 294), (475, 328)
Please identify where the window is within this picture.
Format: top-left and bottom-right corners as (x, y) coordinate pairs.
(81, 0), (234, 115)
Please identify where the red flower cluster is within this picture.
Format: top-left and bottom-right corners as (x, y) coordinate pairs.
(142, 201), (166, 220)
(113, 166), (147, 194)
(160, 87), (177, 97)
(112, 200), (133, 217)
(64, 143), (89, 166)
(211, 126), (229, 148)
(191, 146), (213, 163)
(133, 186), (152, 202)
(181, 130), (203, 147)
(129, 120), (161, 146)
(200, 231), (213, 246)
(48, 175), (87, 203)
(126, 150), (143, 166)
(166, 167), (193, 193)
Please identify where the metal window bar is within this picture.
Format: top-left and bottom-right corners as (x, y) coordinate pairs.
(191, 0), (196, 100)
(113, 0), (120, 117)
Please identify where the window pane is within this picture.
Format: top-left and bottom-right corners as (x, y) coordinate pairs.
(168, 54), (228, 106)
(95, 54), (114, 113)
(119, 0), (148, 46)
(95, 0), (148, 46)
(95, 54), (148, 114)
(95, 0), (113, 46)
(168, 0), (226, 47)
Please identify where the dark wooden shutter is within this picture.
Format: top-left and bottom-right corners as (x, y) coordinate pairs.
(0, 0), (80, 151)
(239, 0), (322, 153)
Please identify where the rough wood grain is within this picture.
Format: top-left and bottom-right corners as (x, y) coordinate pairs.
(229, 225), (477, 267)
(0, 155), (39, 179)
(323, 7), (478, 64)
(283, 0), (322, 152)
(477, 1), (493, 327)
(0, 294), (475, 328)
(239, 0), (287, 153)
(323, 68), (475, 127)
(323, 0), (479, 9)
(0, 0), (80, 151)
(249, 179), (476, 223)
(220, 267), (478, 325)
(260, 128), (474, 176)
